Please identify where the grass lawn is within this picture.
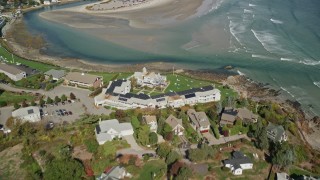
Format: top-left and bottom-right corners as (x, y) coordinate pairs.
(137, 160), (167, 180)
(165, 74), (212, 93)
(117, 72), (133, 79)
(0, 91), (34, 104)
(90, 72), (133, 84)
(216, 84), (238, 100)
(289, 166), (319, 177)
(0, 46), (58, 72)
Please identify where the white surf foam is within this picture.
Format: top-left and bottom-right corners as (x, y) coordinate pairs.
(299, 59), (320, 66)
(270, 18), (283, 24)
(313, 81), (320, 88)
(237, 70), (246, 76)
(229, 19), (248, 46)
(244, 9), (253, 14)
(280, 57), (295, 62)
(252, 54), (271, 59)
(249, 3), (256, 7)
(251, 29), (292, 55)
(280, 87), (295, 98)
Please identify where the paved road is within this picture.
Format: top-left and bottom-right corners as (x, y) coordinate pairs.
(117, 135), (156, 158)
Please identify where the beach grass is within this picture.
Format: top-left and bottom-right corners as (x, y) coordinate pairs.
(0, 46), (58, 72)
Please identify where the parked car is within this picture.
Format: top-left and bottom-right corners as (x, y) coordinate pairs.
(68, 111), (72, 115)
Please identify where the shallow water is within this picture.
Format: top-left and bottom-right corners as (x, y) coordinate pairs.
(23, 0), (320, 116)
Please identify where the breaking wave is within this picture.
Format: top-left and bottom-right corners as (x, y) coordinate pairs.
(270, 18), (283, 24)
(280, 87), (295, 98)
(299, 59), (320, 66)
(314, 82), (320, 88)
(249, 3), (256, 7)
(280, 57), (295, 62)
(237, 70), (246, 76)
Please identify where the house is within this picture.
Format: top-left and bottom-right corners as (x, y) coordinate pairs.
(97, 166), (132, 180)
(132, 67), (167, 88)
(237, 107), (258, 123)
(187, 109), (211, 133)
(95, 119), (134, 145)
(266, 123), (288, 142)
(220, 107), (258, 126)
(12, 106), (41, 122)
(165, 115), (184, 136)
(276, 172), (290, 180)
(64, 72), (103, 88)
(43, 0), (51, 5)
(0, 63), (26, 81)
(142, 115), (157, 132)
(44, 69), (66, 81)
(94, 78), (221, 110)
(223, 151), (253, 175)
(220, 107), (238, 126)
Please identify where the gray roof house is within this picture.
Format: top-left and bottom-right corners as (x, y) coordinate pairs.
(224, 151), (253, 175)
(187, 109), (211, 133)
(97, 166), (132, 180)
(0, 63), (26, 81)
(95, 119), (134, 145)
(44, 69), (66, 80)
(220, 107), (258, 126)
(12, 106), (41, 122)
(165, 115), (184, 136)
(266, 123), (288, 142)
(142, 115), (158, 132)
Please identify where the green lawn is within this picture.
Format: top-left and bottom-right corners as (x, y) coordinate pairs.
(137, 160), (167, 180)
(0, 91), (34, 104)
(216, 84), (238, 101)
(0, 46), (58, 72)
(289, 166), (319, 177)
(165, 74), (212, 93)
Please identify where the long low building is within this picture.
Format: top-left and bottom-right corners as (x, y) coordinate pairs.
(12, 106), (41, 122)
(95, 79), (221, 110)
(64, 72), (103, 88)
(0, 63), (26, 81)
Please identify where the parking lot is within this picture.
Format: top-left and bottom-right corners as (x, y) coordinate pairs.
(40, 100), (86, 124)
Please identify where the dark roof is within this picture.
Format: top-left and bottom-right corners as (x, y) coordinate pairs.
(119, 93), (150, 100)
(106, 79), (128, 94)
(185, 93), (196, 99)
(95, 125), (101, 134)
(223, 107), (238, 116)
(27, 109), (34, 114)
(224, 151), (252, 167)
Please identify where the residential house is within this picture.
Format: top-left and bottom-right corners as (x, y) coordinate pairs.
(223, 151), (253, 175)
(133, 67), (167, 88)
(220, 107), (238, 126)
(95, 119), (134, 145)
(43, 0), (51, 5)
(64, 72), (103, 88)
(187, 109), (211, 133)
(142, 115), (157, 132)
(220, 107), (258, 126)
(0, 63), (26, 81)
(44, 69), (66, 81)
(94, 79), (221, 110)
(12, 106), (41, 122)
(276, 172), (290, 180)
(266, 123), (288, 142)
(165, 115), (184, 136)
(97, 166), (131, 180)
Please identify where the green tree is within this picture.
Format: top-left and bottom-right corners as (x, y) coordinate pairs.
(188, 148), (206, 162)
(0, 101), (7, 107)
(21, 100), (28, 107)
(131, 116), (141, 129)
(256, 128), (269, 151)
(156, 142), (172, 159)
(31, 100), (36, 106)
(14, 102), (21, 109)
(271, 142), (296, 168)
(135, 125), (150, 146)
(43, 158), (84, 180)
(176, 166), (192, 180)
(165, 150), (180, 165)
(61, 94), (67, 102)
(84, 139), (99, 153)
(40, 98), (46, 106)
(54, 96), (61, 103)
(47, 97), (53, 104)
(149, 132), (158, 145)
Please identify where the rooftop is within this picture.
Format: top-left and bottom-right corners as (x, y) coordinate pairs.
(187, 109), (210, 127)
(12, 106), (40, 117)
(143, 115), (157, 124)
(45, 69), (66, 79)
(165, 115), (183, 129)
(65, 72), (102, 85)
(0, 63), (25, 75)
(266, 123), (286, 141)
(224, 151), (252, 167)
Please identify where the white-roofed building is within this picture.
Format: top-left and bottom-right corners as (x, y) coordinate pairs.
(95, 119), (134, 145)
(133, 67), (167, 88)
(0, 63), (26, 81)
(12, 106), (41, 122)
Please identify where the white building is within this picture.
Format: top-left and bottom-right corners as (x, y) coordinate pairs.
(266, 123), (288, 143)
(142, 115), (157, 132)
(133, 67), (167, 88)
(95, 119), (134, 145)
(43, 0), (51, 5)
(12, 106), (41, 122)
(224, 151), (253, 175)
(97, 166), (132, 180)
(165, 115), (184, 136)
(0, 63), (26, 81)
(94, 79), (221, 110)
(64, 72), (103, 88)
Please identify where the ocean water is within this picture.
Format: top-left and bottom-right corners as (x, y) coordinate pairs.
(23, 0), (320, 116)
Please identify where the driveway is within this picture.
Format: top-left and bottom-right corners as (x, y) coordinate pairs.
(0, 106), (14, 129)
(117, 135), (156, 158)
